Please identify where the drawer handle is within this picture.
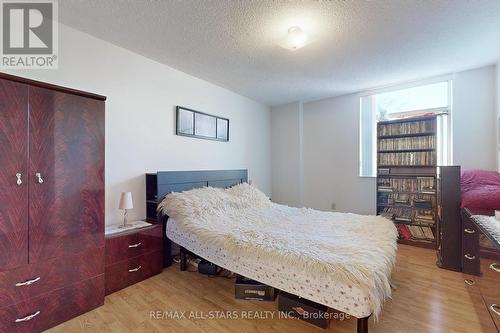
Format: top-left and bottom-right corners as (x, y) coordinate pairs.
(464, 228), (476, 234)
(490, 304), (500, 316)
(465, 254), (476, 260)
(129, 265), (142, 273)
(15, 310), (40, 323)
(128, 242), (142, 248)
(464, 279), (475, 286)
(490, 263), (500, 273)
(15, 277), (41, 287)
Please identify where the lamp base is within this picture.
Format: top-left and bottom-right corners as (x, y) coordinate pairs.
(119, 209), (133, 228)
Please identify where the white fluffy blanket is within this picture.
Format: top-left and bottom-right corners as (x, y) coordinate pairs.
(158, 183), (397, 318)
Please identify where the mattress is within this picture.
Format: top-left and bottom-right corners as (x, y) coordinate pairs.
(461, 169), (500, 212)
(167, 217), (373, 318)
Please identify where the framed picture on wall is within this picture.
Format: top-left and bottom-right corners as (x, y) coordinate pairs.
(176, 106), (229, 141)
(216, 118), (229, 141)
(177, 108), (195, 135)
(195, 112), (217, 138)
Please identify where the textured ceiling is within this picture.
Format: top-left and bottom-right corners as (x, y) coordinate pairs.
(59, 1), (500, 106)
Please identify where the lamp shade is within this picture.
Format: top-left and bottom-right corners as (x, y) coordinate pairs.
(118, 192), (133, 210)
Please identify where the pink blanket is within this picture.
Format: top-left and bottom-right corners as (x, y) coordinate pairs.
(461, 169), (500, 211)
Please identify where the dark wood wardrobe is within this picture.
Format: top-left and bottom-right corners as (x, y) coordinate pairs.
(0, 73), (106, 332)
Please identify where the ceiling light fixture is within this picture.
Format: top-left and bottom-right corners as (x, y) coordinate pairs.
(277, 25), (311, 51)
(287, 26), (308, 50)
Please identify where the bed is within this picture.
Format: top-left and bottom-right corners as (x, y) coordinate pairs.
(460, 169), (500, 271)
(461, 169), (500, 215)
(156, 170), (397, 333)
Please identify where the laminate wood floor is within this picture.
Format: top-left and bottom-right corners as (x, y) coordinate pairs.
(48, 245), (498, 333)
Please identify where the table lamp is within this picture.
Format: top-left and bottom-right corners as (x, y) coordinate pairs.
(118, 192), (133, 228)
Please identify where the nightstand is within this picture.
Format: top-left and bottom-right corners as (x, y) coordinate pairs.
(105, 223), (163, 295)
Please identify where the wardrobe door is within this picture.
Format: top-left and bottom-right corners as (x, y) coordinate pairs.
(28, 86), (105, 263)
(0, 79), (28, 271)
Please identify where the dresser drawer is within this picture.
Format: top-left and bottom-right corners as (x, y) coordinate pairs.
(483, 296), (500, 330)
(0, 247), (104, 308)
(462, 250), (480, 276)
(462, 220), (480, 276)
(105, 250), (162, 295)
(106, 225), (163, 265)
(0, 274), (104, 333)
(477, 259), (500, 299)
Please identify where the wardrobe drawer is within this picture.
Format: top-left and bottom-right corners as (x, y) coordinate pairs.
(0, 274), (104, 333)
(105, 251), (162, 295)
(106, 225), (163, 265)
(0, 247), (104, 308)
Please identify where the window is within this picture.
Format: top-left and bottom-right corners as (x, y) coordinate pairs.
(359, 81), (452, 177)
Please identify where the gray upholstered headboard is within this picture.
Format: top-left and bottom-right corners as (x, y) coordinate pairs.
(156, 169), (248, 266)
(156, 169), (248, 201)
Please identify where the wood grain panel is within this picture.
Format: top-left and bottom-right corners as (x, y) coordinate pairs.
(28, 86), (105, 263)
(105, 250), (163, 295)
(0, 78), (29, 272)
(0, 275), (104, 333)
(105, 225), (163, 265)
(0, 246), (104, 307)
(0, 72), (106, 101)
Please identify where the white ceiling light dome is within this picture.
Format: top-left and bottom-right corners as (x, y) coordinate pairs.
(286, 26), (309, 50)
(277, 25), (313, 51)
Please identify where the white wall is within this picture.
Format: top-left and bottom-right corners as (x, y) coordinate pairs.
(303, 95), (376, 214)
(275, 65), (498, 214)
(453, 66), (497, 170)
(270, 102), (303, 206)
(3, 24), (271, 225)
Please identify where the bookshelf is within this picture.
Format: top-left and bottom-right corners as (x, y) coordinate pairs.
(376, 116), (439, 249)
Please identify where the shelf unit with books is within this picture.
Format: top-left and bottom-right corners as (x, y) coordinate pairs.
(376, 115), (439, 249)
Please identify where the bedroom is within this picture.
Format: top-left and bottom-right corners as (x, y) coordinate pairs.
(0, 0), (499, 332)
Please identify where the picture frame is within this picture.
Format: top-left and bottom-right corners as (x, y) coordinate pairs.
(176, 106), (229, 142)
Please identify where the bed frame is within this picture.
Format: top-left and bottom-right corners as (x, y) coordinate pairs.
(156, 169), (371, 333)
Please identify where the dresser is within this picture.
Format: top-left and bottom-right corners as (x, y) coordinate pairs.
(0, 73), (105, 332)
(105, 224), (163, 295)
(462, 209), (500, 332)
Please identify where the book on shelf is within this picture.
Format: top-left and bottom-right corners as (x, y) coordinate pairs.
(377, 118), (436, 137)
(417, 177), (436, 193)
(421, 226), (435, 239)
(381, 207), (414, 221)
(397, 225), (412, 240)
(400, 224), (435, 241)
(377, 177), (436, 193)
(378, 168), (390, 175)
(413, 198), (433, 209)
(378, 135), (436, 151)
(414, 219), (435, 226)
(407, 225), (424, 238)
(379, 193), (435, 207)
(378, 151), (436, 166)
(415, 211), (434, 221)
